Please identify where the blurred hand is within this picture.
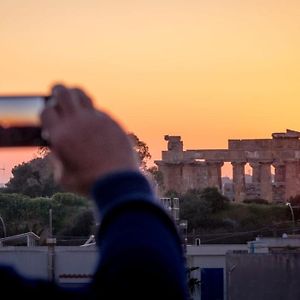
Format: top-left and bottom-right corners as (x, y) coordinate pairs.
(41, 84), (139, 195)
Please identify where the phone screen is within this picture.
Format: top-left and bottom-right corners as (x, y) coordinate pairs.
(0, 96), (45, 127)
(0, 96), (47, 147)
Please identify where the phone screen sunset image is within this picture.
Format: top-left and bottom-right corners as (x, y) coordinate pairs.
(0, 97), (44, 127)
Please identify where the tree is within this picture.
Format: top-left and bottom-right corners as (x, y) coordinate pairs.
(23, 197), (52, 234)
(51, 192), (91, 237)
(128, 133), (151, 170)
(52, 192), (88, 207)
(58, 209), (95, 237)
(37, 146), (50, 158)
(179, 187), (230, 232)
(186, 267), (201, 299)
(0, 193), (30, 235)
(147, 166), (164, 188)
(4, 135), (151, 198)
(0, 192), (94, 242)
(4, 155), (62, 197)
(287, 195), (300, 221)
(1, 132), (154, 209)
(179, 189), (213, 229)
(200, 187), (229, 213)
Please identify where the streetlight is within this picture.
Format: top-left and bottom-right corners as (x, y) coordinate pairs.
(0, 216), (6, 238)
(179, 220), (188, 254)
(286, 202), (296, 234)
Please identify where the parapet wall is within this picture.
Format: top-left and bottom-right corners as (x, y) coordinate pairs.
(226, 253), (300, 300)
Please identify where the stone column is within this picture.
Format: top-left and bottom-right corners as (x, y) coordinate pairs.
(249, 162), (261, 183)
(198, 163), (209, 190)
(156, 162), (183, 194)
(182, 163), (203, 191)
(273, 162), (286, 183)
(182, 163), (210, 191)
(206, 161), (224, 191)
(260, 161), (273, 202)
(272, 162), (286, 203)
(285, 161), (300, 200)
(249, 162), (261, 199)
(231, 161), (246, 202)
(182, 164), (195, 191)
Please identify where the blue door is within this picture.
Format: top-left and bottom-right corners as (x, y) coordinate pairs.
(201, 268), (223, 300)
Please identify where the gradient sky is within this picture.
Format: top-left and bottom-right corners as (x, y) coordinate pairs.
(1, 0), (300, 182)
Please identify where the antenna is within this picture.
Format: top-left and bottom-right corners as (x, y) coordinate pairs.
(0, 165), (5, 175)
(0, 165), (5, 184)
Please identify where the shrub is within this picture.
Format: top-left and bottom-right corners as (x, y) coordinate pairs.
(200, 187), (230, 212)
(243, 198), (269, 205)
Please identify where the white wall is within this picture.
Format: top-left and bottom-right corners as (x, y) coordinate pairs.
(186, 244), (247, 300)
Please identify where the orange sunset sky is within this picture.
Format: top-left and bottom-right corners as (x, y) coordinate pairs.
(0, 0), (300, 183)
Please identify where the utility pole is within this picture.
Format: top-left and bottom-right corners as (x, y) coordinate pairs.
(0, 216), (6, 238)
(286, 202), (296, 234)
(179, 219), (188, 255)
(47, 209), (56, 282)
(0, 166), (5, 174)
(49, 208), (53, 238)
(0, 166), (5, 185)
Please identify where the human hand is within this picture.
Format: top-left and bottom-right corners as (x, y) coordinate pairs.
(41, 84), (139, 195)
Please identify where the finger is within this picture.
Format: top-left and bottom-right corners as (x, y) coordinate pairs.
(71, 87), (94, 109)
(48, 152), (63, 183)
(51, 84), (77, 115)
(69, 88), (94, 112)
(40, 106), (60, 142)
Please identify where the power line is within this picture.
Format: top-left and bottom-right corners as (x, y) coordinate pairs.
(189, 221), (300, 243)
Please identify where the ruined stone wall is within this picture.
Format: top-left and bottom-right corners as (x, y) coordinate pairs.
(155, 130), (300, 203)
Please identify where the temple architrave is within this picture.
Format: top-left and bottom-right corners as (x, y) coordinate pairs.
(154, 129), (300, 203)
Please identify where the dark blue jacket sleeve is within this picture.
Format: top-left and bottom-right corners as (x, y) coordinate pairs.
(90, 171), (189, 300)
(0, 171), (189, 300)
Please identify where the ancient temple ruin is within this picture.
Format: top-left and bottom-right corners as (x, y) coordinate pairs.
(155, 129), (300, 203)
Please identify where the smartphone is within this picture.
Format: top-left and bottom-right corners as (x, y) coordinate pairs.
(0, 96), (49, 147)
